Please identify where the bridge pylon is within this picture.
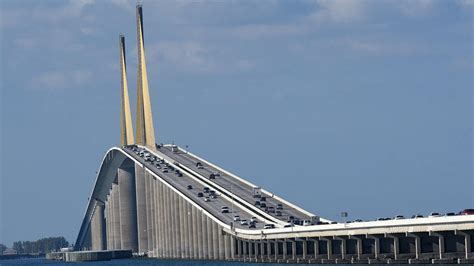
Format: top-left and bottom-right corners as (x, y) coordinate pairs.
(119, 35), (135, 146)
(135, 3), (156, 150)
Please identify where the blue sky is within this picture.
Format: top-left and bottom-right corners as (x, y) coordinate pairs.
(1, 0), (472, 246)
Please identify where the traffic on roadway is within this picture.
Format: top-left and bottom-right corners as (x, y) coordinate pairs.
(122, 145), (274, 230)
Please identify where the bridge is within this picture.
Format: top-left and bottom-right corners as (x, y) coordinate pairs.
(74, 4), (474, 264)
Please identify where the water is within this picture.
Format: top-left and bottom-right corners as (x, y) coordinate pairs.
(1, 258), (345, 266)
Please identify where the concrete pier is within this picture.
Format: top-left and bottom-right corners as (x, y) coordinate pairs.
(91, 202), (106, 251)
(118, 167), (138, 252)
(134, 166), (148, 253)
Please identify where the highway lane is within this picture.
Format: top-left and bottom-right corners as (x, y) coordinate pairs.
(158, 145), (314, 224)
(122, 147), (267, 230)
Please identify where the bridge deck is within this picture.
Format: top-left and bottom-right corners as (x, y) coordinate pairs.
(123, 147), (267, 230)
(158, 145), (314, 224)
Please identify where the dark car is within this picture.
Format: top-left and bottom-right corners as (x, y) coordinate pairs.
(254, 201), (261, 206)
(260, 196), (266, 202)
(203, 187), (210, 193)
(461, 209), (474, 215)
(276, 204), (283, 210)
(260, 203), (267, 208)
(445, 212), (456, 216)
(197, 192), (204, 197)
(248, 223), (256, 229)
(275, 211), (282, 216)
(187, 185), (193, 190)
(209, 173), (216, 179)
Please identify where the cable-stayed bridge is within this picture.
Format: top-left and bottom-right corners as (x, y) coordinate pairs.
(74, 4), (474, 264)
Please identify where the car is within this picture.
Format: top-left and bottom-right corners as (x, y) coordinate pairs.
(303, 220), (312, 226)
(177, 173), (183, 177)
(203, 187), (210, 193)
(209, 190), (216, 195)
(288, 216), (295, 221)
(353, 219), (363, 223)
(254, 201), (261, 206)
(330, 221), (338, 224)
(198, 165), (204, 169)
(240, 219), (248, 225)
(293, 220), (302, 225)
(429, 212), (442, 217)
(264, 224), (275, 229)
(412, 214), (423, 219)
(162, 168), (169, 173)
(250, 217), (258, 223)
(445, 212), (456, 216)
(187, 185), (193, 190)
(394, 215), (405, 220)
(196, 162), (202, 167)
(260, 203), (267, 208)
(210, 194), (217, 199)
(197, 192), (204, 197)
(283, 224), (293, 228)
(276, 204), (283, 210)
(275, 211), (282, 216)
(233, 215), (241, 222)
(266, 206), (275, 213)
(460, 209), (474, 215)
(377, 217), (388, 221)
(260, 196), (266, 202)
(175, 169), (180, 174)
(221, 207), (229, 213)
(209, 173), (215, 179)
(213, 172), (221, 177)
(248, 223), (256, 229)
(156, 165), (161, 169)
(204, 197), (211, 202)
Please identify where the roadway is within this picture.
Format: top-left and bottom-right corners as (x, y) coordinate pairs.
(157, 145), (315, 225)
(122, 146), (268, 230)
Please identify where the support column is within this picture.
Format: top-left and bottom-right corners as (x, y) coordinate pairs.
(334, 236), (346, 260)
(406, 233), (420, 259)
(384, 233), (399, 260)
(149, 176), (156, 257)
(282, 240), (287, 259)
(91, 203), (106, 251)
(367, 234), (380, 260)
(292, 240), (296, 260)
(174, 192), (181, 258)
(314, 239), (319, 259)
(191, 206), (198, 258)
(302, 239), (308, 259)
(201, 212), (209, 259)
(187, 202), (194, 258)
(455, 230), (471, 260)
(224, 233), (230, 260)
(135, 166), (147, 253)
(243, 240), (248, 259)
(218, 226), (225, 260)
(237, 238), (242, 258)
(112, 182), (121, 250)
(320, 237), (332, 260)
(231, 235), (236, 260)
(212, 221), (219, 259)
(429, 232), (444, 259)
(196, 209), (203, 259)
(144, 174), (152, 252)
(178, 196), (185, 259)
(157, 181), (165, 258)
(118, 167), (138, 252)
(207, 217), (214, 259)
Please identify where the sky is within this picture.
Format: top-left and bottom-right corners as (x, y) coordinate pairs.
(0, 0), (473, 247)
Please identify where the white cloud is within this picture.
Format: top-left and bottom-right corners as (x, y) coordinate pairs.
(30, 70), (93, 91)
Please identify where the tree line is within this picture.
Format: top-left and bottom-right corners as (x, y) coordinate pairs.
(10, 237), (69, 254)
